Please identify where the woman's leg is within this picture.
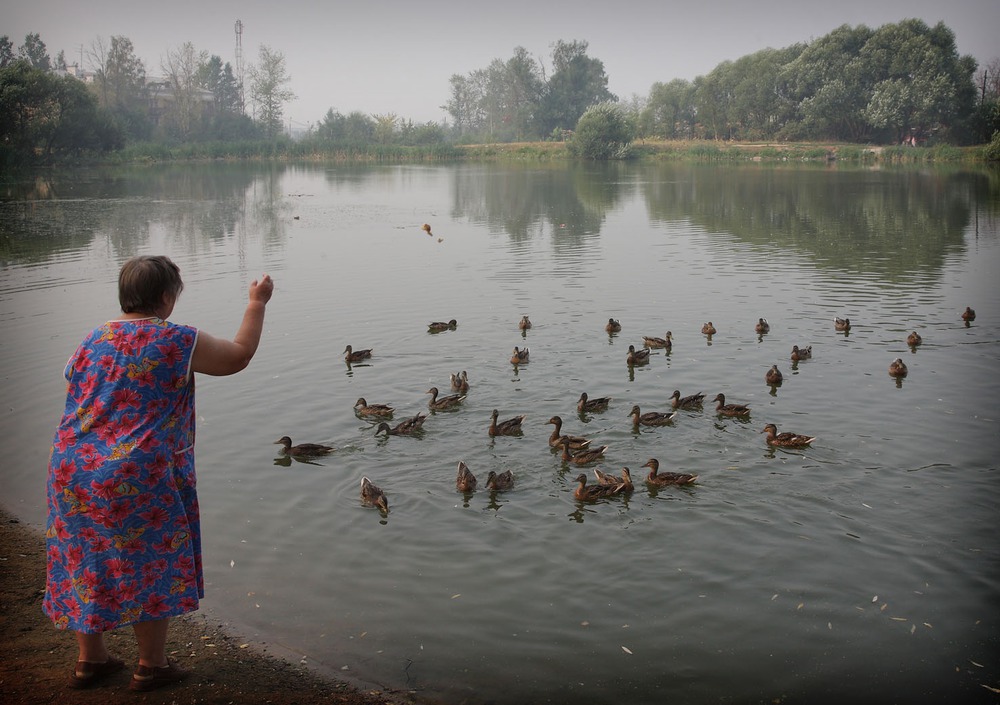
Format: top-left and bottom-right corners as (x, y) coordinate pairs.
(133, 618), (171, 667)
(75, 631), (111, 663)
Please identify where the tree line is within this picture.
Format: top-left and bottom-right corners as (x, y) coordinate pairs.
(2, 19), (999, 166)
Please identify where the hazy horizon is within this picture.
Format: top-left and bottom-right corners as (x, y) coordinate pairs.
(6, 0), (999, 129)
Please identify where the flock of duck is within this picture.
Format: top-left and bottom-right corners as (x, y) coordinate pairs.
(274, 306), (978, 515)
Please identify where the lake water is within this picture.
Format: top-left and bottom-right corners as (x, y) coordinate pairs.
(1, 161), (998, 704)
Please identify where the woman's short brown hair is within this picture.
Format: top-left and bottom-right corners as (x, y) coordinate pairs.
(118, 255), (184, 314)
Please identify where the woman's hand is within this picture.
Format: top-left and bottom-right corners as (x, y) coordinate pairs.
(249, 274), (273, 305)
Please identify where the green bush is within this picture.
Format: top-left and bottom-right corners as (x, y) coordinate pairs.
(569, 103), (634, 160)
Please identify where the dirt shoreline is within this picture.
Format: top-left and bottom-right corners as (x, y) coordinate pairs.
(0, 505), (410, 705)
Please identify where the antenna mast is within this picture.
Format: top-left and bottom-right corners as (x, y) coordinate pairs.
(235, 19), (245, 114)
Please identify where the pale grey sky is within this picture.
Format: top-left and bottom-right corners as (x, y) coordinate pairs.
(6, 0), (999, 128)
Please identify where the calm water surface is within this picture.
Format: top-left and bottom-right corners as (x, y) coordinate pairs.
(1, 162), (999, 704)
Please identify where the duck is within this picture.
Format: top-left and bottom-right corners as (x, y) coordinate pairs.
(343, 345), (373, 363)
(629, 404), (676, 427)
(761, 423), (816, 448)
(577, 392), (611, 414)
(906, 331), (922, 347)
(353, 397), (394, 419)
(605, 318), (622, 333)
(485, 469), (515, 491)
(428, 319), (457, 332)
(888, 358), (908, 378)
(360, 476), (389, 513)
(642, 458), (698, 487)
(961, 306), (976, 322)
(518, 315), (532, 330)
(455, 461), (477, 492)
(834, 317), (851, 332)
(669, 389), (705, 409)
(546, 415), (591, 449)
(701, 322), (717, 335)
(374, 414), (427, 436)
(427, 387), (466, 410)
(450, 370), (469, 393)
(594, 466), (634, 492)
(711, 393), (751, 417)
(765, 365), (783, 385)
(489, 409), (526, 436)
(755, 318), (770, 334)
(790, 345), (812, 361)
(421, 223), (433, 236)
(274, 436), (334, 457)
(573, 473), (626, 501)
(626, 344), (650, 366)
(560, 438), (608, 465)
(642, 331), (672, 350)
(510, 346), (530, 365)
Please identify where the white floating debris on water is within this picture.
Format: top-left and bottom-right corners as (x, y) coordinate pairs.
(872, 595), (878, 603)
(622, 646), (633, 655)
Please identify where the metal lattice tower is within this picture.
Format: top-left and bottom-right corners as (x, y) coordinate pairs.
(234, 19), (245, 114)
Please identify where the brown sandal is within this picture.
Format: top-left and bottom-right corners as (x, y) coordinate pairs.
(129, 659), (191, 692)
(67, 656), (125, 689)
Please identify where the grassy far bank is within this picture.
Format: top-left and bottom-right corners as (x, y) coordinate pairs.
(459, 138), (997, 164)
(6, 137), (998, 169)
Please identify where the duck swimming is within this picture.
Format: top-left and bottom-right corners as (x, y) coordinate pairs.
(605, 318), (622, 333)
(374, 414), (427, 436)
(765, 365), (783, 385)
(755, 318), (770, 334)
(888, 358), (908, 378)
(642, 458), (698, 487)
(343, 345), (373, 363)
(834, 317), (851, 332)
(455, 461), (477, 492)
(961, 306), (976, 322)
(274, 436), (335, 457)
(790, 345), (812, 361)
(354, 397), (394, 418)
(594, 467), (634, 492)
(427, 386), (466, 410)
(626, 344), (651, 366)
(428, 319), (458, 332)
(642, 331), (672, 350)
(578, 392), (611, 414)
(450, 370), (470, 393)
(519, 315), (532, 330)
(701, 322), (717, 335)
(510, 346), (530, 365)
(573, 473), (626, 501)
(486, 469), (515, 491)
(669, 389), (705, 410)
(360, 476), (389, 513)
(629, 404), (676, 426)
(906, 331), (922, 347)
(712, 393), (751, 417)
(761, 423), (816, 448)
(561, 438), (608, 465)
(489, 409), (526, 436)
(546, 415), (591, 449)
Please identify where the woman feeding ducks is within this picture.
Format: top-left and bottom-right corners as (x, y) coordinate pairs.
(43, 255), (273, 691)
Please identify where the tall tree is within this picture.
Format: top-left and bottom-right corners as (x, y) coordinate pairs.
(197, 55), (241, 114)
(158, 42), (208, 140)
(18, 32), (50, 71)
(502, 47), (544, 140)
(0, 36), (14, 68)
(643, 79), (695, 139)
(89, 35), (148, 139)
(249, 44), (295, 138)
(535, 40), (615, 137)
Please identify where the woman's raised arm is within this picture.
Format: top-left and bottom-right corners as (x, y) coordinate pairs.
(191, 274), (273, 376)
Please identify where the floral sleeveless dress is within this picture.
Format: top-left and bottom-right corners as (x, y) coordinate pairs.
(43, 317), (201, 633)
